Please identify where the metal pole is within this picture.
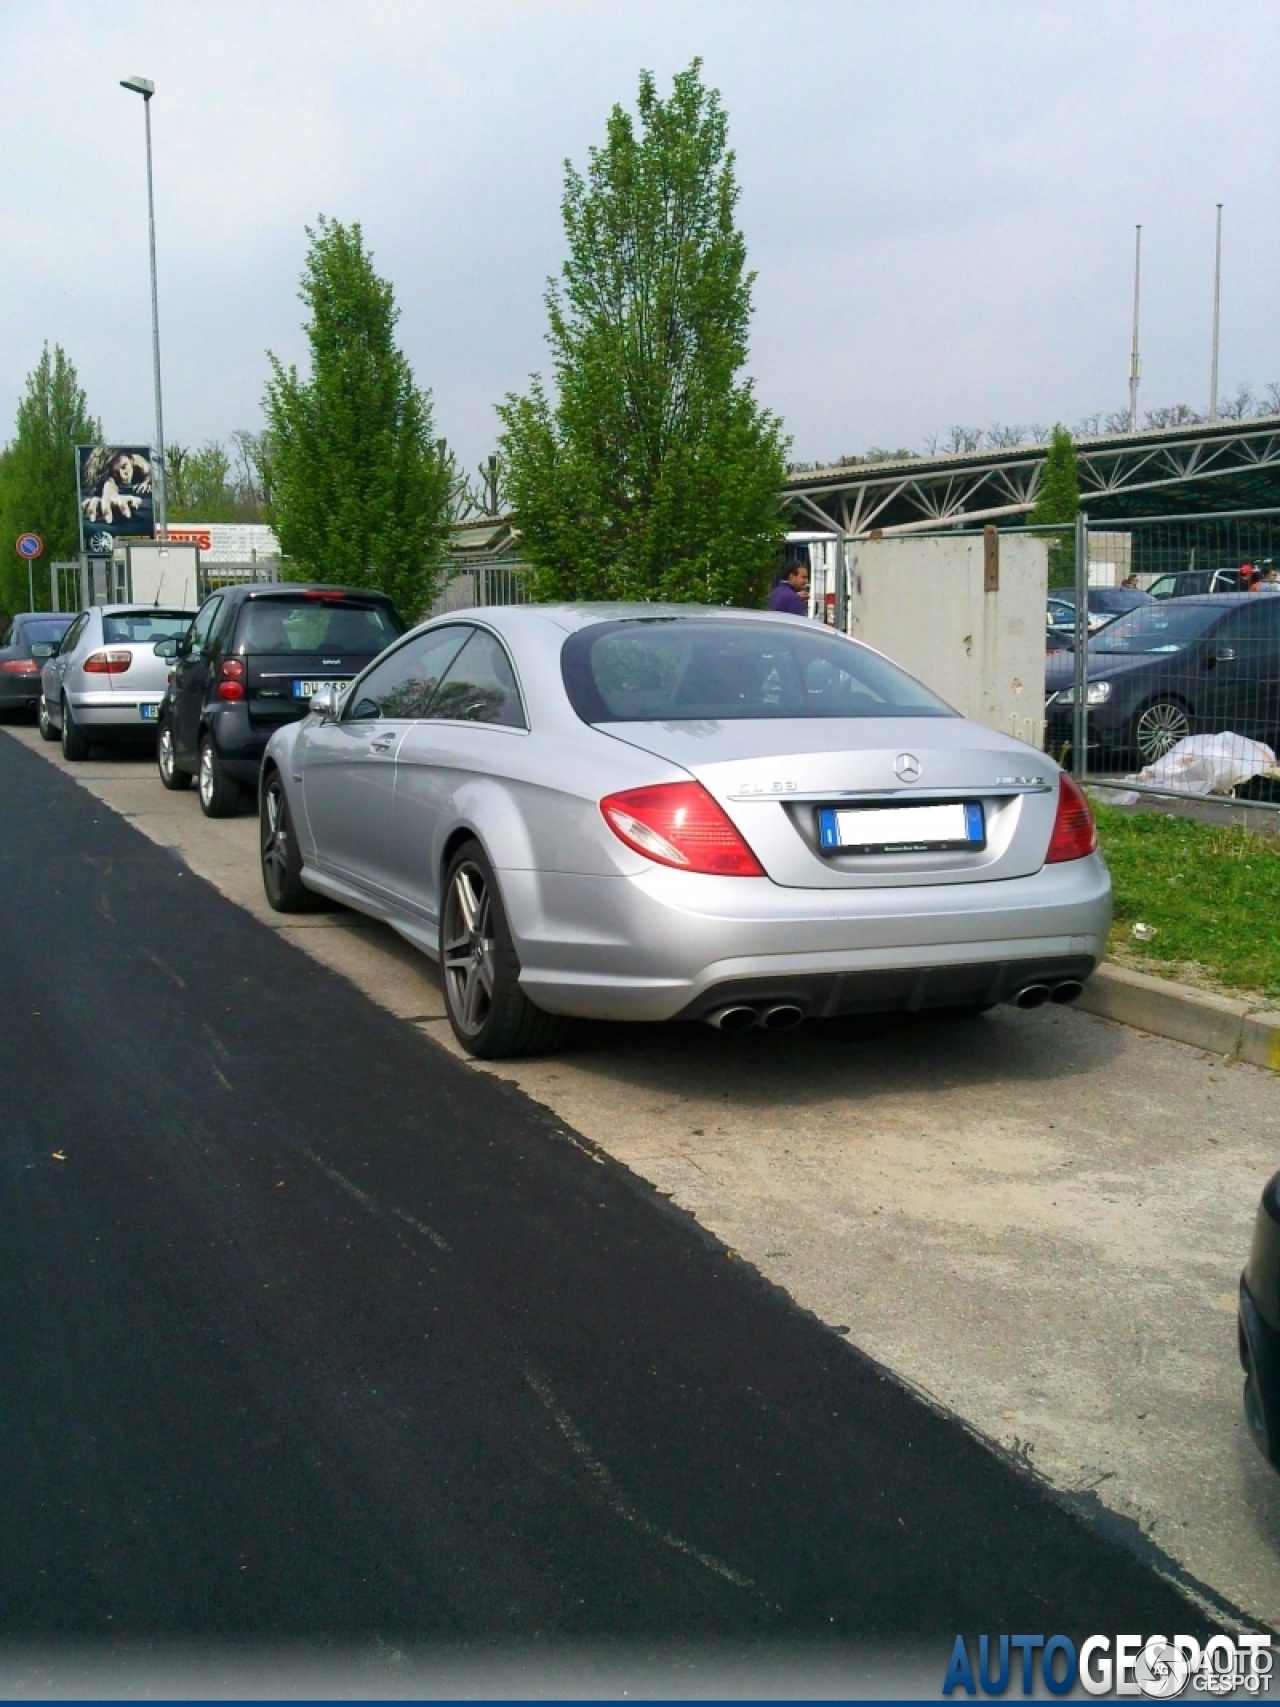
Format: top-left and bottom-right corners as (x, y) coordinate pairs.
(1072, 511), (1089, 775)
(1209, 203), (1223, 423)
(833, 524), (848, 631)
(141, 93), (168, 540)
(1128, 226), (1142, 432)
(28, 558), (34, 611)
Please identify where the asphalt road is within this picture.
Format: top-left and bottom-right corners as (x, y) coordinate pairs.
(0, 732), (1220, 1647)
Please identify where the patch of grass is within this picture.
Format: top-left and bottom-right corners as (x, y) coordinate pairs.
(1093, 803), (1280, 1001)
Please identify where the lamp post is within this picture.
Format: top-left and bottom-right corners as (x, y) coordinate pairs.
(120, 74), (168, 541)
(1209, 204), (1223, 423)
(1127, 224), (1142, 433)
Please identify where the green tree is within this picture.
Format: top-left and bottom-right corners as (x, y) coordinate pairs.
(0, 344), (99, 613)
(1029, 424), (1080, 588)
(168, 440), (240, 522)
(264, 217), (451, 618)
(498, 61), (788, 606)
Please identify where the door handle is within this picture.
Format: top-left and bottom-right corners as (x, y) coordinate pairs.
(369, 735), (396, 753)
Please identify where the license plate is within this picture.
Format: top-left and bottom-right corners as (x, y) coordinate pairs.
(293, 678), (348, 699)
(818, 801), (985, 853)
(139, 702), (160, 721)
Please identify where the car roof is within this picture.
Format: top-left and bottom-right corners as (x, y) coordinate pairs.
(481, 602), (838, 635)
(96, 603), (197, 615)
(224, 583), (397, 602)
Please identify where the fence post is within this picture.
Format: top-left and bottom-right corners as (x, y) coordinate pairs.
(1072, 511), (1089, 775)
(833, 523), (848, 633)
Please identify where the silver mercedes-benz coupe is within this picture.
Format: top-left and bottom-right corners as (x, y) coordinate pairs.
(259, 604), (1111, 1057)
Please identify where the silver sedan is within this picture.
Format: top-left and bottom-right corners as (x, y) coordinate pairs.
(259, 604), (1111, 1057)
(40, 604), (196, 760)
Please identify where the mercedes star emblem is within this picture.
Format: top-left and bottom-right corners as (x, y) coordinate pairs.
(894, 753), (922, 782)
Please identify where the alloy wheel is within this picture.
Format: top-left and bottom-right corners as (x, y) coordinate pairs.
(442, 862), (497, 1038)
(1135, 700), (1191, 765)
(199, 743), (215, 809)
(159, 726), (176, 783)
(262, 780), (289, 895)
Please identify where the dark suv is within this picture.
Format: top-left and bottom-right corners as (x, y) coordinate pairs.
(155, 583), (404, 816)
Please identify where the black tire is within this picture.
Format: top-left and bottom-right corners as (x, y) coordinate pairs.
(197, 731), (242, 818)
(1131, 697), (1191, 767)
(60, 696), (90, 761)
(440, 839), (572, 1059)
(37, 693), (58, 742)
(260, 768), (321, 912)
(157, 717), (193, 791)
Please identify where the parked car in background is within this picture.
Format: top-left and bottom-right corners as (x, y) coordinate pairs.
(1239, 1170), (1280, 1471)
(1045, 593), (1280, 766)
(0, 613), (74, 718)
(1046, 587), (1151, 639)
(38, 605), (196, 760)
(155, 583), (404, 817)
(1146, 566), (1243, 599)
(259, 604), (1110, 1059)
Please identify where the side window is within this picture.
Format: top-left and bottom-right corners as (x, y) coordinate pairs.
(346, 626), (472, 722)
(60, 613), (89, 654)
(187, 596), (223, 659)
(1215, 602), (1280, 663)
(427, 630), (526, 729)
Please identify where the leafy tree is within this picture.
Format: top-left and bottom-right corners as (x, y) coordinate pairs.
(1028, 423), (1079, 588)
(498, 62), (788, 606)
(264, 217), (451, 618)
(0, 344), (99, 613)
(168, 440), (240, 521)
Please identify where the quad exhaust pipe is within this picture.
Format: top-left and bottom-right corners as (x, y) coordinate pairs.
(705, 1002), (806, 1033)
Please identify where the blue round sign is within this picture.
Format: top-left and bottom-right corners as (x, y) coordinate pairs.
(16, 532), (43, 560)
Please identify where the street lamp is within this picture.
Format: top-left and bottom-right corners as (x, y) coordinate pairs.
(120, 74), (168, 541)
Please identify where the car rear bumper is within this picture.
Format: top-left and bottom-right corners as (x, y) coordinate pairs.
(0, 675), (41, 708)
(505, 851), (1113, 1022)
(68, 690), (165, 729)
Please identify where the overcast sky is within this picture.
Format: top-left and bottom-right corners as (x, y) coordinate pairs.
(2, 0), (1276, 472)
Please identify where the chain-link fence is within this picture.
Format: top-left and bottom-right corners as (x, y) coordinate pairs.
(1048, 508), (1280, 808)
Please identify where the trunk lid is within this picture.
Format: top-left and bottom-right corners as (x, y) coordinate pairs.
(601, 717), (1060, 887)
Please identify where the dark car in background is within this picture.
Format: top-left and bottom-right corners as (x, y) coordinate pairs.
(0, 613), (74, 717)
(1045, 594), (1280, 766)
(1240, 1171), (1280, 1471)
(155, 583), (404, 817)
(1046, 586), (1152, 639)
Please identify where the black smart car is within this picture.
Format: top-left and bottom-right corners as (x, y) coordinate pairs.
(1240, 1172), (1280, 1470)
(0, 612), (74, 717)
(154, 583), (404, 816)
(1044, 593), (1280, 767)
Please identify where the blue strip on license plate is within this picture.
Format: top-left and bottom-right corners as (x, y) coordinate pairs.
(140, 703), (159, 721)
(818, 801), (985, 852)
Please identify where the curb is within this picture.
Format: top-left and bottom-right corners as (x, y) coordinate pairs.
(1076, 963), (1280, 1071)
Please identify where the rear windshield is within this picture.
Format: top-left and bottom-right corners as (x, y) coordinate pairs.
(102, 612), (194, 644)
(561, 619), (954, 723)
(1089, 603), (1223, 655)
(20, 617), (74, 646)
(237, 598), (400, 654)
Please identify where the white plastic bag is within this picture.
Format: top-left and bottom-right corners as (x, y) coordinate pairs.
(1128, 732), (1278, 796)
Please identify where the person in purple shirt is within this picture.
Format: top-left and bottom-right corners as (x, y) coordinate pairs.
(766, 558), (811, 616)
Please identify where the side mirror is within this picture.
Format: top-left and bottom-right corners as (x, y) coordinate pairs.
(309, 684), (338, 721)
(1213, 646), (1238, 664)
(30, 643), (55, 659)
(153, 636), (178, 660)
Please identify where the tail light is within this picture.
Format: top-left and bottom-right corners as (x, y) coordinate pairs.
(0, 659), (39, 675)
(1046, 773), (1097, 863)
(82, 649), (132, 674)
(600, 782), (765, 877)
(217, 657), (245, 703)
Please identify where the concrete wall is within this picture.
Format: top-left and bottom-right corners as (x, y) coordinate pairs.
(850, 533), (1048, 749)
